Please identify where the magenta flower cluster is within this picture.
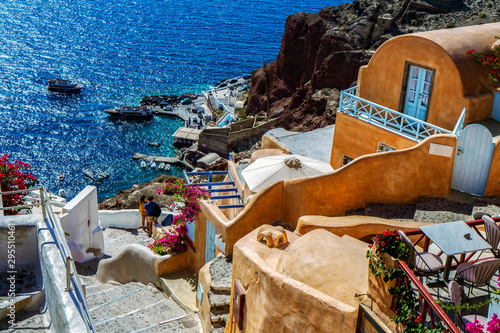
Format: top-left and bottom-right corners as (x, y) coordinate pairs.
(147, 224), (194, 255)
(149, 180), (210, 255)
(465, 277), (500, 333)
(466, 314), (500, 333)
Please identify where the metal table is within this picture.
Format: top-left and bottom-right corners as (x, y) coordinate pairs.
(420, 220), (491, 281)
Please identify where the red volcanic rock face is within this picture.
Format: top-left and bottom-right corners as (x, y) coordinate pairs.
(245, 0), (500, 132)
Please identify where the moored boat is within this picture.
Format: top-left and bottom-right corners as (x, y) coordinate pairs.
(147, 141), (161, 147)
(83, 168), (102, 181)
(48, 78), (83, 93)
(164, 163), (171, 171)
(105, 106), (153, 120)
(158, 163), (165, 170)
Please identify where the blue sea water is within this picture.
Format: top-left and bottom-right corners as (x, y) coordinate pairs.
(0, 0), (349, 201)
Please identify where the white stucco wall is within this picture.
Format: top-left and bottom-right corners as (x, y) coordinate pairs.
(59, 186), (104, 262)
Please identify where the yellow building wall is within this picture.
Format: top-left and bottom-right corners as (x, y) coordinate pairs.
(357, 32), (497, 130)
(199, 135), (456, 256)
(281, 135), (455, 224)
(225, 230), (360, 333)
(330, 112), (419, 169)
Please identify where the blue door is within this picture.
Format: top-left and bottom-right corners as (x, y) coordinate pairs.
(205, 219), (216, 263)
(403, 65), (433, 121)
(451, 124), (494, 196)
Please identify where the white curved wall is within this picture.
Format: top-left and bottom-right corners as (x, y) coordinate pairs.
(99, 209), (169, 229)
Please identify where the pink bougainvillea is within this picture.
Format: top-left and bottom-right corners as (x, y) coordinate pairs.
(0, 154), (37, 215)
(149, 180), (210, 255)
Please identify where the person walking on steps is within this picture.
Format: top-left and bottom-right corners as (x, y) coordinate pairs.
(139, 195), (147, 232)
(144, 195), (161, 237)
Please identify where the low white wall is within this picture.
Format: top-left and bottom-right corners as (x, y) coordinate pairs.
(60, 186), (104, 262)
(99, 209), (170, 230)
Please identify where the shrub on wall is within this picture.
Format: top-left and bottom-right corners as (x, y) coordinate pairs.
(0, 154), (37, 215)
(148, 180), (210, 255)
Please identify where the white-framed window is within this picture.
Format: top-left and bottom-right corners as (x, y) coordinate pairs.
(342, 155), (353, 166)
(377, 142), (396, 153)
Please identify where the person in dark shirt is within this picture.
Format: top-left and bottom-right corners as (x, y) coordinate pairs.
(144, 196), (161, 237)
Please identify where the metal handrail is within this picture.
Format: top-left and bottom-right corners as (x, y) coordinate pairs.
(340, 86), (454, 141)
(0, 187), (94, 332)
(42, 189), (94, 332)
(398, 261), (460, 332)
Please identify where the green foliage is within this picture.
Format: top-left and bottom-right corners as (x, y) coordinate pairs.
(478, 12), (488, 19)
(367, 230), (446, 333)
(445, 22), (455, 29)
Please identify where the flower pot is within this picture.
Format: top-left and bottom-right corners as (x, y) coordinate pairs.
(368, 248), (399, 317)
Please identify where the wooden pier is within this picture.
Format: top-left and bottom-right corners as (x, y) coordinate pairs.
(132, 153), (194, 170)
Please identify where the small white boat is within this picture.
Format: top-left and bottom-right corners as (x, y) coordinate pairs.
(141, 161), (147, 168)
(96, 169), (110, 178)
(150, 162), (157, 168)
(164, 164), (171, 171)
(83, 168), (102, 181)
(58, 189), (66, 198)
(58, 174), (64, 182)
(158, 163), (165, 170)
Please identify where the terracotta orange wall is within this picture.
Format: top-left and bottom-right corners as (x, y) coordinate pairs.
(198, 135), (456, 256)
(357, 34), (494, 129)
(281, 135), (456, 224)
(225, 232), (359, 333)
(484, 137), (500, 196)
(199, 182), (283, 255)
(330, 112), (419, 169)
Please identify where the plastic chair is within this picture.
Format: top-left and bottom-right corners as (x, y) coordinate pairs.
(455, 258), (500, 297)
(399, 230), (443, 298)
(448, 280), (488, 330)
(483, 215), (500, 257)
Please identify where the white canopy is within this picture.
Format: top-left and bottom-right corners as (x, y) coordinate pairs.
(241, 154), (334, 193)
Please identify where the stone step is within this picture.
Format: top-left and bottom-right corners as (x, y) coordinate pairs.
(208, 256), (232, 297)
(209, 284), (231, 295)
(210, 324), (226, 333)
(210, 312), (229, 328)
(414, 196), (473, 223)
(89, 284), (186, 324)
(208, 291), (230, 311)
(97, 311), (202, 333)
(85, 282), (145, 309)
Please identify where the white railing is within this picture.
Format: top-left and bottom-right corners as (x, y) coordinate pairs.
(0, 187), (94, 332)
(339, 86), (464, 141)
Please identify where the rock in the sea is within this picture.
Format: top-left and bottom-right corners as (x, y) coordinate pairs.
(98, 174), (178, 210)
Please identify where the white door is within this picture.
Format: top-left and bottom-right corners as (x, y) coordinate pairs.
(451, 124), (494, 196)
(205, 219), (216, 263)
(403, 65), (433, 121)
(78, 202), (91, 249)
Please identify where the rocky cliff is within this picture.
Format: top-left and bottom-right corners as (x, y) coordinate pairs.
(246, 0), (500, 132)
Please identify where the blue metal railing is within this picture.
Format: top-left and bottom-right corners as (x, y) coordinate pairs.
(184, 170), (244, 209)
(339, 86), (461, 142)
(452, 108), (467, 135)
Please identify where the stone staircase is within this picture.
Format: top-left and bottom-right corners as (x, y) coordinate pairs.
(207, 256), (232, 333)
(79, 267), (203, 333)
(345, 193), (500, 223)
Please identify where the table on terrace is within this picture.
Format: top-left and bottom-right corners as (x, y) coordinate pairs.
(420, 220), (492, 281)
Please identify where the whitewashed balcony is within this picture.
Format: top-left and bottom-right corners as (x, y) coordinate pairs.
(339, 86), (466, 142)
